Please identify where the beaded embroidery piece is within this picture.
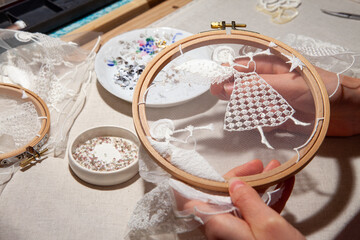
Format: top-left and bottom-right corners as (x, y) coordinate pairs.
(173, 45), (309, 150)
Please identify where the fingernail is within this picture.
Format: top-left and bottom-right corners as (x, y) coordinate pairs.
(229, 179), (245, 193)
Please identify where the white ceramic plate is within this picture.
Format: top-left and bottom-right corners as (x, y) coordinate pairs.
(95, 27), (210, 107)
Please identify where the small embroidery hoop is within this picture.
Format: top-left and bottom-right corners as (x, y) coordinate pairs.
(0, 83), (50, 168)
(132, 29), (330, 192)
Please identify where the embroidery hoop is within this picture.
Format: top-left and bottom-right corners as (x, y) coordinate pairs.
(0, 83), (50, 168)
(132, 29), (330, 192)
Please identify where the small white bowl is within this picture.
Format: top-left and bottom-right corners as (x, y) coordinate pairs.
(68, 126), (140, 186)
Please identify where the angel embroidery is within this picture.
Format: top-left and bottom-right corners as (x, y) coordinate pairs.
(174, 44), (309, 149)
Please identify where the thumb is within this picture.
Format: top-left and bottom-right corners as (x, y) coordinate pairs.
(228, 179), (305, 240)
(228, 179), (278, 226)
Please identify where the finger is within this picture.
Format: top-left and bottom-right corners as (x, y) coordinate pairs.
(204, 214), (255, 240)
(228, 179), (279, 226)
(233, 55), (291, 74)
(263, 159), (281, 172)
(228, 179), (300, 239)
(223, 159), (264, 179)
(210, 82), (229, 100)
(210, 76), (234, 100)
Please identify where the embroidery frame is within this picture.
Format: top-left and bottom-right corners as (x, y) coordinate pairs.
(0, 83), (50, 168)
(132, 29), (330, 192)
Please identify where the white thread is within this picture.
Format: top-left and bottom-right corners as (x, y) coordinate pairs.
(294, 117), (324, 162)
(178, 44), (183, 56)
(258, 126), (274, 149)
(194, 206), (238, 216)
(269, 41), (278, 48)
(328, 53), (360, 98)
(90, 36), (101, 55)
(193, 215), (204, 225)
(139, 84), (157, 105)
(21, 90), (28, 99)
(265, 186), (283, 206)
(289, 116), (310, 126)
(329, 74), (341, 99)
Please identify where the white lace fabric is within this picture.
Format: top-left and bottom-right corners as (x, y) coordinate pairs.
(282, 34), (360, 97)
(0, 97), (41, 153)
(0, 29), (97, 194)
(0, 30), (97, 157)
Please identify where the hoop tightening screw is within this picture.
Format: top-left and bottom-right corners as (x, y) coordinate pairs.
(20, 148), (48, 168)
(211, 21), (247, 30)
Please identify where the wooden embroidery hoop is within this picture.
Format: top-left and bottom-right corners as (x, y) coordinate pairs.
(132, 28), (330, 192)
(0, 83), (50, 168)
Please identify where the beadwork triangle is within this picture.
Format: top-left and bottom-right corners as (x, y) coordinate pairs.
(224, 71), (310, 149)
(224, 71), (295, 131)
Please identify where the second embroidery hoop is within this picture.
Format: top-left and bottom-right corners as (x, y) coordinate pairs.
(133, 23), (330, 192)
(0, 83), (50, 169)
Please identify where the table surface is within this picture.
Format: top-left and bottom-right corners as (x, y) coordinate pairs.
(1, 0), (360, 239)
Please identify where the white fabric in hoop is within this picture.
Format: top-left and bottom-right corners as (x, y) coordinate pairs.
(0, 98), (41, 153)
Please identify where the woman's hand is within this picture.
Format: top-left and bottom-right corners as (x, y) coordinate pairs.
(174, 159), (302, 240)
(202, 177), (304, 240)
(210, 55), (360, 136)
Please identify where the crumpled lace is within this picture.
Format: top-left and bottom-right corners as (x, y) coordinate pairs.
(0, 29), (98, 157)
(0, 29), (98, 194)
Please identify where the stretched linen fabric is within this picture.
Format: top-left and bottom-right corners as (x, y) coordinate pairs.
(0, 29), (98, 193)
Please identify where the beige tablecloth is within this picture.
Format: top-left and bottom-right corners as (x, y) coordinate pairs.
(1, 0), (360, 239)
